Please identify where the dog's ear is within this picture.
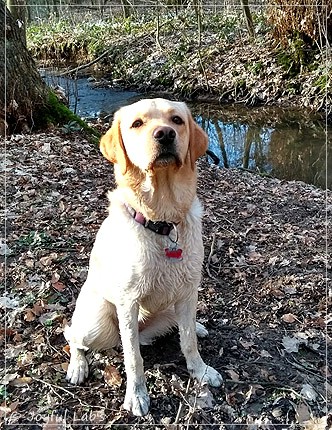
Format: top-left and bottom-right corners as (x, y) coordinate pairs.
(188, 115), (209, 170)
(100, 111), (129, 175)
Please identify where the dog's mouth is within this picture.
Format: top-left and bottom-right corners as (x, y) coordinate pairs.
(149, 152), (182, 170)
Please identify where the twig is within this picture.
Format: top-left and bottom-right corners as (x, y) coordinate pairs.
(205, 232), (217, 279)
(32, 377), (83, 402)
(31, 377), (117, 411)
(283, 355), (325, 381)
(174, 378), (191, 424)
(60, 50), (111, 76)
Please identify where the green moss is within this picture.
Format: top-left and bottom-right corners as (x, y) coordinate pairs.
(41, 91), (100, 143)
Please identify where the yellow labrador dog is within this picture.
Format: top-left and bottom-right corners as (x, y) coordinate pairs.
(65, 98), (223, 416)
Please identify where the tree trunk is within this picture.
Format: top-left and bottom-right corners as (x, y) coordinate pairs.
(240, 0), (255, 39)
(6, 0), (27, 46)
(1, 2), (49, 135)
(121, 0), (131, 19)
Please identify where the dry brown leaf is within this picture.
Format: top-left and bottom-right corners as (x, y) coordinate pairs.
(51, 272), (60, 284)
(24, 258), (34, 268)
(39, 256), (53, 266)
(226, 369), (240, 381)
(281, 313), (296, 323)
(0, 327), (16, 337)
(52, 281), (66, 292)
(24, 309), (36, 322)
(33, 334), (45, 344)
(9, 400), (19, 412)
(32, 302), (44, 316)
(239, 339), (254, 349)
(296, 401), (311, 422)
(10, 376), (33, 387)
(104, 364), (122, 387)
(63, 344), (70, 356)
(0, 405), (12, 417)
(61, 362), (69, 372)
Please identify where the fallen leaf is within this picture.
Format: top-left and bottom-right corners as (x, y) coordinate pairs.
(282, 335), (302, 353)
(300, 384), (317, 401)
(32, 302), (44, 316)
(296, 401), (311, 422)
(52, 281), (66, 292)
(63, 344), (70, 356)
(10, 376), (33, 387)
(268, 256), (278, 266)
(226, 369), (240, 381)
(1, 373), (17, 385)
(104, 364), (122, 387)
(0, 327), (16, 337)
(0, 405), (12, 417)
(282, 313), (296, 323)
(51, 272), (60, 284)
(5, 344), (25, 359)
(33, 334), (45, 344)
(61, 362), (69, 372)
(302, 416), (327, 430)
(239, 339), (254, 349)
(8, 401), (19, 412)
(39, 311), (60, 325)
(39, 256), (53, 266)
(271, 288), (285, 298)
(260, 349), (273, 358)
(189, 385), (215, 409)
(24, 310), (36, 322)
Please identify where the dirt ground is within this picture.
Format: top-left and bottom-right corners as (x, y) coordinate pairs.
(1, 129), (331, 429)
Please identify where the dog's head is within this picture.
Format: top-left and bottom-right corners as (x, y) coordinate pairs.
(100, 98), (208, 175)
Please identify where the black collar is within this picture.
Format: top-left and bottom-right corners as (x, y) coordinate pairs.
(125, 204), (176, 236)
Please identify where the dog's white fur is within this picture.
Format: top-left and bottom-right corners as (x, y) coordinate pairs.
(65, 98), (223, 416)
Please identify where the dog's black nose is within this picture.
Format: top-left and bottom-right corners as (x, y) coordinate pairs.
(153, 126), (176, 145)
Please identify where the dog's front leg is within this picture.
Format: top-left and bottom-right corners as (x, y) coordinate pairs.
(117, 302), (150, 416)
(175, 297), (223, 387)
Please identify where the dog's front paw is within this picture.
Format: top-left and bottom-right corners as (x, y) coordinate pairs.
(193, 364), (223, 387)
(195, 322), (209, 338)
(66, 348), (89, 385)
(124, 383), (150, 416)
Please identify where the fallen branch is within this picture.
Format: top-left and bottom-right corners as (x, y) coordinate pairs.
(205, 232), (217, 280)
(60, 50), (111, 76)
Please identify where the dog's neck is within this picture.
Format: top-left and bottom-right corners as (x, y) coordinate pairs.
(114, 164), (197, 224)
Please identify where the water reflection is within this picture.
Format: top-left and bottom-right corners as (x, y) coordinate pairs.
(193, 104), (330, 190)
(40, 70), (330, 189)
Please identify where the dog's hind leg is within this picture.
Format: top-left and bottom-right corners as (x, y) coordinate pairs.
(139, 307), (177, 345)
(65, 283), (119, 384)
(139, 308), (209, 344)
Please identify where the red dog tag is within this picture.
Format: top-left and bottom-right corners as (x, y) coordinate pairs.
(165, 248), (183, 259)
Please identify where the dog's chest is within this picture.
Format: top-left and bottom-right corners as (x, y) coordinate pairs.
(94, 204), (204, 308)
(129, 225), (203, 298)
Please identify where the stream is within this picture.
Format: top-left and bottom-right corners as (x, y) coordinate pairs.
(43, 71), (330, 190)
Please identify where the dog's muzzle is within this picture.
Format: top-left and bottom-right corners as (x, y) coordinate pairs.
(151, 126), (180, 168)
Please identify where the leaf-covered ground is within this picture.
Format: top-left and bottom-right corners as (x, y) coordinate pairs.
(1, 130), (331, 429)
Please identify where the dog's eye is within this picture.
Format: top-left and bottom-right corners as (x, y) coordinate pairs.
(132, 119), (143, 128)
(172, 116), (184, 125)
